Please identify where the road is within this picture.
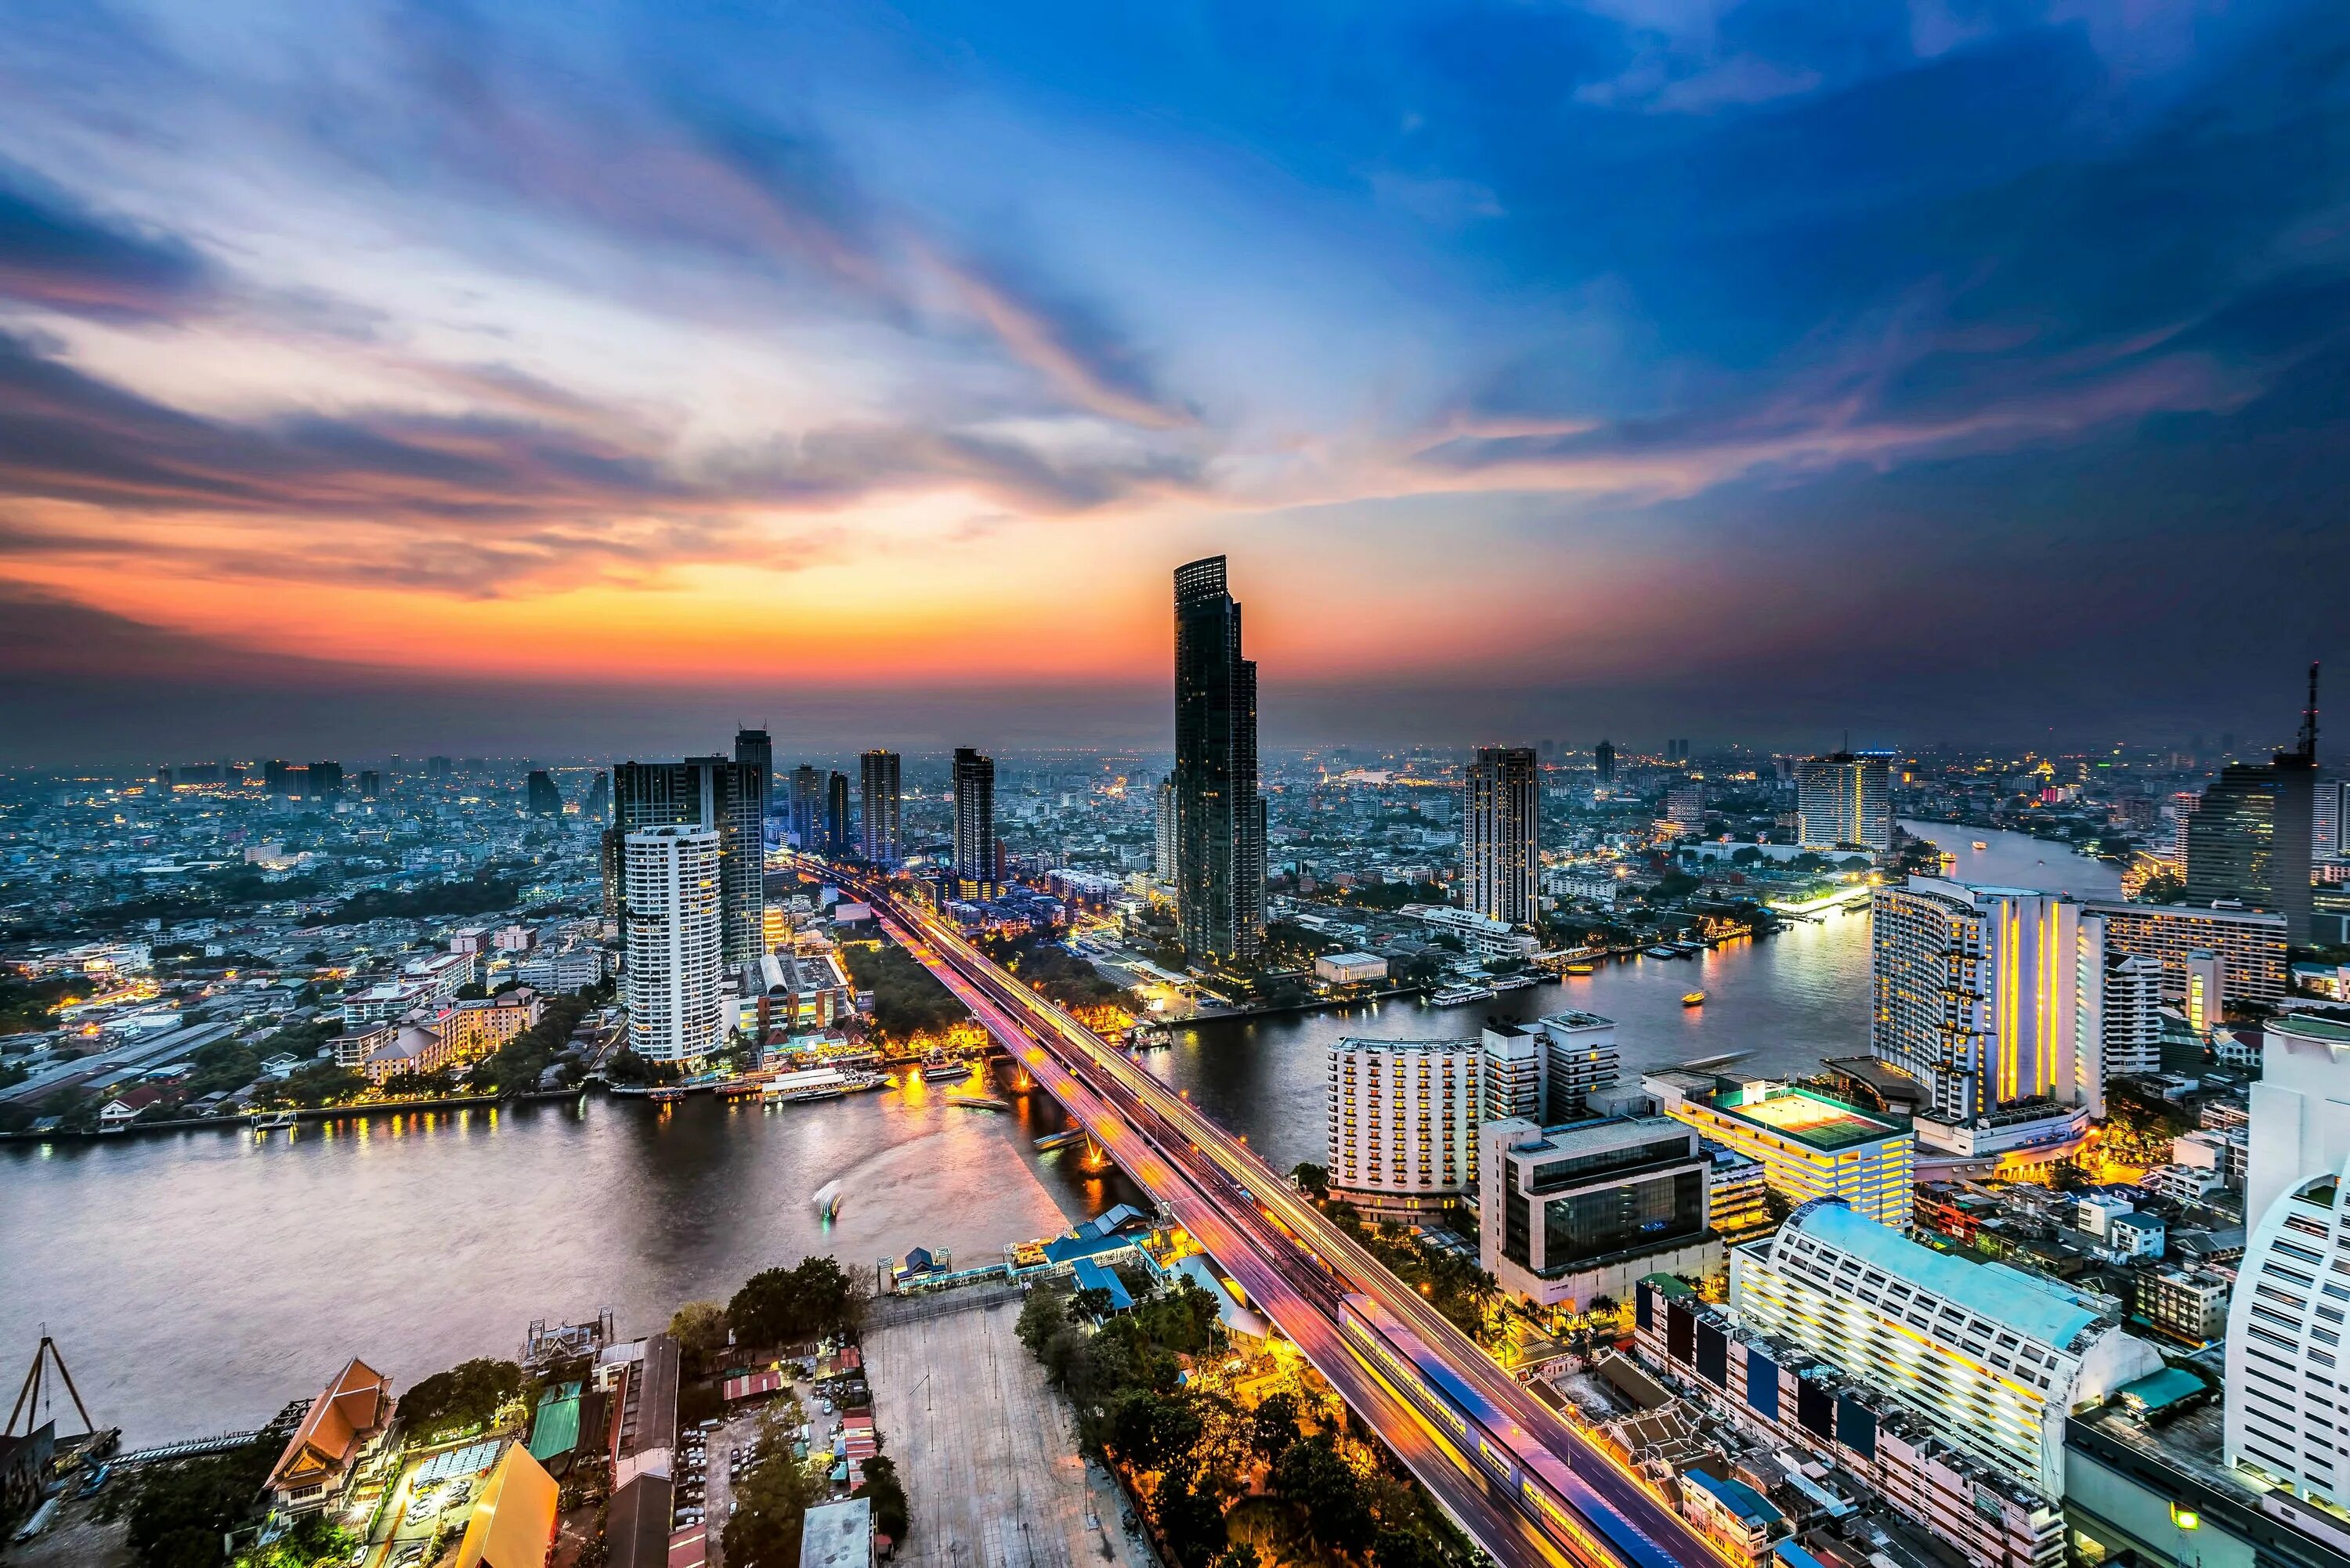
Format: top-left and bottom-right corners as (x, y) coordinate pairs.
(825, 866), (1726, 1568)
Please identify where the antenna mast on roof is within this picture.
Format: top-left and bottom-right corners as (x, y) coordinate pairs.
(2301, 662), (2321, 762)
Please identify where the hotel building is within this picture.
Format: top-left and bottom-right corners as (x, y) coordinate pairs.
(2227, 1151), (2350, 1505)
(1644, 1071), (1913, 1226)
(1730, 1199), (2162, 1502)
(1871, 876), (2078, 1129)
(2080, 898), (2287, 1008)
(1326, 1038), (1482, 1220)
(1795, 752), (1892, 854)
(2075, 912), (2165, 1117)
(624, 826), (725, 1064)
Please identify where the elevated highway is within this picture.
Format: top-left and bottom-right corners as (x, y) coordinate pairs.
(823, 867), (1727, 1568)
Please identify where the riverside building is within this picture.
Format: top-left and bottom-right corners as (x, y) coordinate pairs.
(624, 825), (725, 1064)
(1643, 1070), (1913, 1226)
(1462, 745), (1539, 926)
(1795, 751), (1892, 854)
(1172, 555), (1267, 963)
(1478, 1115), (1721, 1311)
(1325, 1038), (1483, 1220)
(610, 756), (765, 964)
(2079, 898), (2287, 1008)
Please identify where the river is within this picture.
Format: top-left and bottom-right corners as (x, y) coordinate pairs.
(0, 818), (2114, 1445)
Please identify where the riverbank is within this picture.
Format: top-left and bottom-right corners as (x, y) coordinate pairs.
(0, 1086), (588, 1143)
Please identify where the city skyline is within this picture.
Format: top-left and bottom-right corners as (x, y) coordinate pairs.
(4, 2), (2350, 761)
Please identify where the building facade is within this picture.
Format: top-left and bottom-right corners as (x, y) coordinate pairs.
(1172, 555), (1267, 964)
(2227, 1155), (2350, 1505)
(1730, 1199), (2162, 1502)
(2081, 898), (2286, 1007)
(624, 826), (725, 1064)
(1325, 1038), (1483, 1219)
(952, 747), (995, 882)
(858, 750), (902, 864)
(1871, 876), (2077, 1125)
(2075, 912), (2165, 1117)
(612, 757), (765, 965)
(1644, 1071), (1914, 1226)
(2243, 1013), (2350, 1237)
(1479, 1115), (1722, 1310)
(1795, 752), (1892, 854)
(1536, 1010), (1623, 1120)
(1462, 745), (1540, 926)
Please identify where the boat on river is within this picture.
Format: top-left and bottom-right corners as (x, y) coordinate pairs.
(1643, 945), (1679, 959)
(1430, 984), (1495, 1006)
(945, 1094), (1012, 1111)
(812, 1180), (843, 1221)
(919, 1055), (975, 1084)
(1491, 974), (1541, 992)
(1682, 991), (1707, 1007)
(1563, 962), (1595, 976)
(1972, 840), (1989, 851)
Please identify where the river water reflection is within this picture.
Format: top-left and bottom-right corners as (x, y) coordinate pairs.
(0, 818), (2112, 1444)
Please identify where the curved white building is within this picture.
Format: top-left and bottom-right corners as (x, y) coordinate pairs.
(2228, 1157), (2350, 1502)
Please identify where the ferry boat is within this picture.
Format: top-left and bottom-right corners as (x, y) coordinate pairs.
(1643, 945), (1679, 959)
(1563, 962), (1595, 976)
(1971, 840), (1989, 851)
(647, 1086), (688, 1104)
(945, 1093), (1012, 1111)
(919, 1055), (975, 1084)
(1490, 974), (1541, 992)
(1430, 984), (1495, 1006)
(250, 1111), (296, 1133)
(1682, 991), (1707, 1008)
(779, 1083), (844, 1104)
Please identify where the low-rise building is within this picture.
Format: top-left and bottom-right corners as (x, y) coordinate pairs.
(2133, 1266), (2230, 1346)
(453, 1444), (560, 1568)
(1677, 1467), (1784, 1564)
(436, 988), (544, 1060)
(1645, 1070), (1913, 1226)
(800, 1496), (874, 1568)
(266, 1358), (397, 1516)
(1478, 1115), (1722, 1312)
(361, 1021), (454, 1084)
(1314, 952), (1387, 985)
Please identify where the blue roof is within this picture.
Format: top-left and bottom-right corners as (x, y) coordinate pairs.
(1085, 1203), (1147, 1238)
(2115, 1366), (2204, 1412)
(1684, 1468), (1783, 1526)
(1070, 1258), (1134, 1312)
(1043, 1229), (1138, 1265)
(1774, 1541), (1831, 1568)
(1791, 1200), (2103, 1349)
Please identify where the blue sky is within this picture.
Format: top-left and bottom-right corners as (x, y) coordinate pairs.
(0, 0), (2345, 760)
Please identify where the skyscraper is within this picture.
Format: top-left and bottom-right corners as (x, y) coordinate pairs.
(858, 750), (902, 864)
(953, 747), (995, 882)
(2185, 664), (2320, 941)
(623, 825), (724, 1064)
(1871, 876), (2078, 1125)
(308, 761), (344, 800)
(1795, 751), (1892, 854)
(611, 757), (765, 963)
(1461, 746), (1538, 927)
(788, 764), (824, 848)
(584, 771), (609, 820)
(1593, 739), (1616, 787)
(825, 771), (851, 856)
(1173, 555), (1265, 965)
(2073, 912), (2164, 1118)
(1153, 775), (1177, 881)
(733, 728), (772, 822)
(526, 770), (562, 816)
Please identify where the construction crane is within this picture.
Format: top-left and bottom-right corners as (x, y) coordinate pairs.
(6, 1333), (97, 1442)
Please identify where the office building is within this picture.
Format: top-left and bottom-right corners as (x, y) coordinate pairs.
(1479, 1116), (1721, 1310)
(1635, 1277), (2068, 1568)
(825, 771), (851, 856)
(1172, 555), (1267, 965)
(309, 761), (344, 800)
(1152, 775), (1177, 880)
(2073, 913), (2164, 1117)
(952, 747), (995, 882)
(526, 770), (562, 817)
(356, 769), (382, 800)
(584, 771), (609, 820)
(1594, 739), (1616, 786)
(1326, 1038), (1483, 1220)
(788, 764), (824, 847)
(2241, 1013), (2350, 1237)
(2132, 1266), (2231, 1347)
(1644, 1071), (1913, 1226)
(1795, 751), (1892, 854)
(1871, 877), (2077, 1125)
(2186, 673), (2319, 940)
(858, 750), (902, 864)
(1462, 746), (1539, 926)
(1535, 1009), (1622, 1120)
(733, 728), (772, 822)
(623, 826), (725, 1064)
(2081, 898), (2286, 1006)
(1730, 1199), (2161, 1501)
(1665, 783), (1706, 835)
(612, 757), (765, 964)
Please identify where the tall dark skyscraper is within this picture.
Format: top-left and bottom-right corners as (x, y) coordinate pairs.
(953, 748), (995, 881)
(733, 728), (772, 822)
(584, 771), (609, 820)
(859, 750), (902, 864)
(825, 771), (851, 856)
(526, 769), (562, 816)
(1173, 555), (1265, 965)
(308, 761), (344, 799)
(611, 756), (765, 962)
(788, 764), (824, 847)
(1462, 746), (1539, 926)
(1593, 739), (1616, 786)
(2186, 666), (2319, 941)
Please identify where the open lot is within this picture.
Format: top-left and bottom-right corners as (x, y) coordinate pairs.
(862, 1292), (1154, 1568)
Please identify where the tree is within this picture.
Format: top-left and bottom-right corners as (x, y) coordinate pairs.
(728, 1255), (859, 1348)
(1249, 1393), (1303, 1461)
(1271, 1436), (1375, 1557)
(1110, 1389), (1203, 1474)
(399, 1358), (523, 1443)
(1290, 1162), (1330, 1198)
(852, 1454), (911, 1545)
(112, 1436), (277, 1568)
(1730, 846), (1762, 867)
(1152, 1471), (1228, 1568)
(1372, 1526), (1446, 1568)
(722, 1453), (824, 1568)
(669, 1301), (731, 1373)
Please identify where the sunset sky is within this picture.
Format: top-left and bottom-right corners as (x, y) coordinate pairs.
(3, 1), (2348, 762)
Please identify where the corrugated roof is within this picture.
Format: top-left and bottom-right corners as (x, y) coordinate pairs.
(2115, 1366), (2205, 1413)
(1684, 1467), (1783, 1526)
(527, 1391), (581, 1463)
(1071, 1258), (1134, 1312)
(454, 1446), (559, 1568)
(1788, 1201), (2103, 1350)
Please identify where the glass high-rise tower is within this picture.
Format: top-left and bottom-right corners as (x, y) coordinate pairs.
(953, 747), (995, 881)
(610, 756), (765, 963)
(1462, 746), (1539, 926)
(1173, 555), (1265, 964)
(859, 750), (902, 864)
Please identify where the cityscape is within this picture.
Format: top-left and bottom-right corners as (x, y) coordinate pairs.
(5, 7), (2350, 1568)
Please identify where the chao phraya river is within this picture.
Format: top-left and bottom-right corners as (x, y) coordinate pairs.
(2, 818), (2113, 1443)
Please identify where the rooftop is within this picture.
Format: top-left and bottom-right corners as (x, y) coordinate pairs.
(1784, 1200), (2107, 1350)
(1684, 1466), (1784, 1526)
